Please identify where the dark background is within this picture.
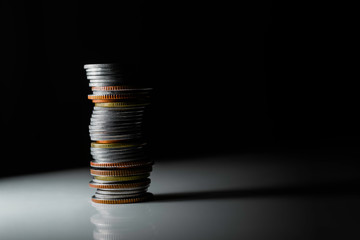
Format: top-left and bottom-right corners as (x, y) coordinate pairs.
(1, 0), (359, 177)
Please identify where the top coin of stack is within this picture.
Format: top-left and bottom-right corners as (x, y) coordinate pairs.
(85, 63), (153, 204)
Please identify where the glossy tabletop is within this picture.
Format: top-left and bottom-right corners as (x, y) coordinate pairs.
(0, 154), (359, 240)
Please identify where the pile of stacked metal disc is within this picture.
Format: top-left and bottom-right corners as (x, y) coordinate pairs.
(85, 63), (153, 204)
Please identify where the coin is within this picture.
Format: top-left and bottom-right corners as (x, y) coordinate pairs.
(93, 174), (150, 181)
(89, 178), (151, 189)
(91, 192), (153, 204)
(94, 192), (146, 199)
(90, 166), (152, 177)
(86, 71), (123, 76)
(91, 156), (146, 163)
(94, 102), (149, 108)
(84, 63), (122, 69)
(96, 188), (148, 195)
(90, 160), (153, 168)
(91, 142), (142, 148)
(92, 86), (153, 92)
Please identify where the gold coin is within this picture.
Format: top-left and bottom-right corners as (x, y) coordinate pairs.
(90, 142), (138, 148)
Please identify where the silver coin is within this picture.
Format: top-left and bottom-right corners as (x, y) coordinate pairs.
(96, 188), (148, 195)
(89, 120), (140, 124)
(90, 91), (148, 95)
(91, 154), (145, 161)
(89, 124), (142, 130)
(91, 112), (144, 117)
(91, 152), (144, 160)
(87, 75), (123, 80)
(88, 79), (123, 83)
(90, 133), (141, 141)
(90, 117), (144, 122)
(91, 151), (145, 158)
(92, 88), (152, 92)
(91, 115), (143, 120)
(92, 111), (144, 117)
(89, 125), (142, 131)
(89, 82), (125, 87)
(90, 121), (141, 126)
(91, 156), (146, 163)
(90, 149), (144, 156)
(90, 117), (142, 122)
(86, 71), (123, 76)
(90, 177), (150, 184)
(89, 126), (141, 132)
(93, 106), (145, 111)
(84, 63), (121, 69)
(89, 131), (141, 136)
(93, 192), (146, 199)
(90, 134), (141, 141)
(89, 127), (141, 133)
(85, 68), (120, 72)
(90, 121), (142, 125)
(91, 116), (144, 120)
(90, 116), (142, 122)
(89, 130), (141, 135)
(91, 151), (144, 158)
(91, 115), (144, 119)
(90, 121), (142, 127)
(91, 150), (145, 157)
(89, 131), (141, 137)
(92, 107), (145, 112)
(90, 114), (143, 120)
(90, 146), (144, 153)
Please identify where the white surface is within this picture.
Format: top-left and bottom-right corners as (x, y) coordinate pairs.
(0, 154), (359, 240)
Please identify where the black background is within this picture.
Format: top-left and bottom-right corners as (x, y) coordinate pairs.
(1, 0), (359, 177)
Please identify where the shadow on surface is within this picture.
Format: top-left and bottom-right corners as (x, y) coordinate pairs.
(153, 181), (360, 202)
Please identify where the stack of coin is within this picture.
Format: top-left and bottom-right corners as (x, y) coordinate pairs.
(85, 63), (153, 204)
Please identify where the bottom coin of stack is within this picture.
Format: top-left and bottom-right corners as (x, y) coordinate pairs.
(89, 141), (153, 204)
